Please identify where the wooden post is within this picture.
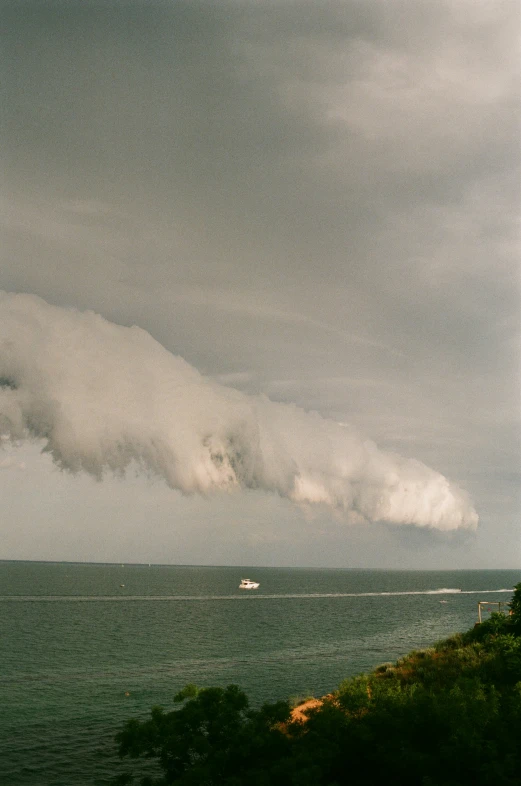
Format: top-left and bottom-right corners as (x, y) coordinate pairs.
(477, 600), (506, 623)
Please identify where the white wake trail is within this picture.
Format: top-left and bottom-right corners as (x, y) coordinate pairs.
(0, 589), (512, 602)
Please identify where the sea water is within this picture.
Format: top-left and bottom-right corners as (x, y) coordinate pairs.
(0, 562), (518, 785)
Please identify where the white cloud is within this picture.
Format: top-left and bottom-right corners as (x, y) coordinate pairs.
(0, 456), (26, 470)
(0, 291), (477, 531)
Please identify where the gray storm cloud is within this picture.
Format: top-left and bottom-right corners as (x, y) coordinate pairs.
(0, 291), (478, 531)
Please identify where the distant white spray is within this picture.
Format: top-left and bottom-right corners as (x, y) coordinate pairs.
(0, 291), (478, 531)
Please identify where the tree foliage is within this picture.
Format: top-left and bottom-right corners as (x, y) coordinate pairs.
(114, 585), (521, 785)
(115, 684), (291, 785)
(509, 582), (521, 634)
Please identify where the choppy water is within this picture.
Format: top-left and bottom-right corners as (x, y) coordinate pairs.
(1, 562), (517, 785)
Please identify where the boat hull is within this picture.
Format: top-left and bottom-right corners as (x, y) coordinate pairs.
(239, 580), (260, 590)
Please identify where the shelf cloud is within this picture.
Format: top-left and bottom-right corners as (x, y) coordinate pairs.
(0, 291), (478, 531)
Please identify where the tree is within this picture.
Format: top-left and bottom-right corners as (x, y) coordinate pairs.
(509, 582), (521, 634)
(115, 684), (291, 785)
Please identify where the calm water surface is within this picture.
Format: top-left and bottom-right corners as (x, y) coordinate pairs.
(1, 562), (517, 785)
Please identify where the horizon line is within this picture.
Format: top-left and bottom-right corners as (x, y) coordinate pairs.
(0, 559), (519, 572)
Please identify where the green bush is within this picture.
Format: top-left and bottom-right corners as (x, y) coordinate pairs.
(509, 582), (521, 634)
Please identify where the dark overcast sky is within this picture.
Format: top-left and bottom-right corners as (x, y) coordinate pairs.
(1, 0), (519, 568)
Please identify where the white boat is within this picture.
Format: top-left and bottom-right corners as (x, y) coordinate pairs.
(239, 578), (260, 590)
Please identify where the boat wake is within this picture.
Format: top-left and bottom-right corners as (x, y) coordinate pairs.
(0, 589), (513, 602)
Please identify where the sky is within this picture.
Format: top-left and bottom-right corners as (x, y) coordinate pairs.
(0, 0), (519, 569)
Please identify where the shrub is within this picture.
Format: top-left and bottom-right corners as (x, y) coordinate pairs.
(509, 582), (521, 634)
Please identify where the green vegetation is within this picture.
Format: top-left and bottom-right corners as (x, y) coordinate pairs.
(114, 584), (521, 786)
